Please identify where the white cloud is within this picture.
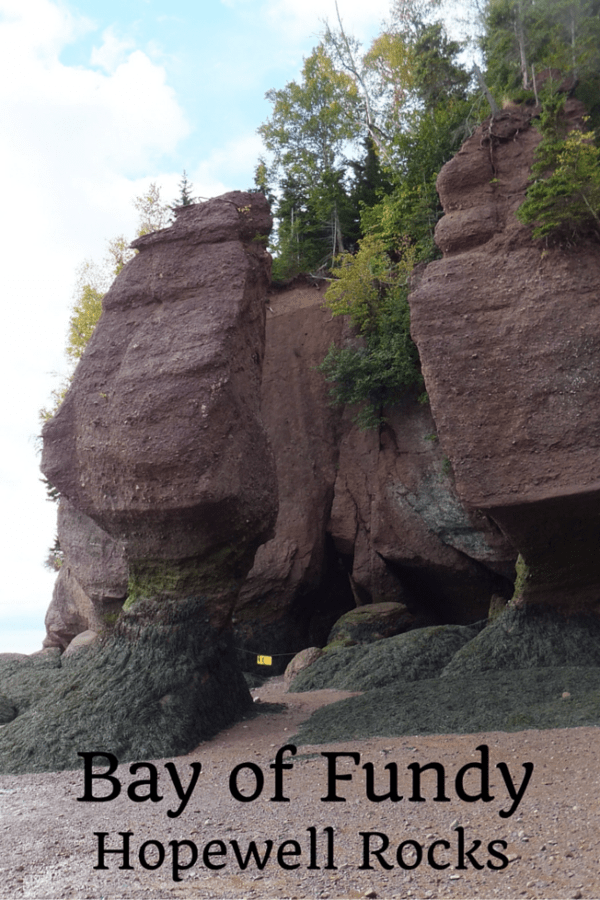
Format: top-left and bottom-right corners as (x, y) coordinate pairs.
(189, 132), (265, 197)
(262, 0), (391, 45)
(90, 26), (136, 73)
(0, 0), (190, 652)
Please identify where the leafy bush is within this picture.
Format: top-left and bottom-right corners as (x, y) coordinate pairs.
(319, 235), (423, 428)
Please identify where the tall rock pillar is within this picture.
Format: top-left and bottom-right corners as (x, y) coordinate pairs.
(409, 101), (600, 615)
(0, 192), (277, 773)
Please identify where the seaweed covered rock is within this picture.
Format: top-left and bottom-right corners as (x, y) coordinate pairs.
(326, 601), (416, 647)
(293, 665), (600, 744)
(0, 599), (252, 774)
(289, 623), (481, 692)
(0, 192), (276, 774)
(409, 100), (600, 614)
(442, 605), (600, 677)
(0, 694), (17, 725)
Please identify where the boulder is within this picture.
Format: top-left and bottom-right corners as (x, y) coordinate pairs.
(62, 629), (99, 659)
(284, 647), (323, 685)
(409, 100), (600, 614)
(0, 192), (276, 774)
(326, 602), (416, 647)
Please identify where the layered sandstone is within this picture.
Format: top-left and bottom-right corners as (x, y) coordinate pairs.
(233, 283), (514, 675)
(409, 100), (600, 612)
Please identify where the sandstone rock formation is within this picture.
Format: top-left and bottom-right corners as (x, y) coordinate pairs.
(42, 191), (276, 590)
(231, 281), (514, 675)
(0, 191), (277, 773)
(409, 99), (600, 614)
(43, 499), (127, 650)
(233, 280), (348, 669)
(328, 399), (515, 624)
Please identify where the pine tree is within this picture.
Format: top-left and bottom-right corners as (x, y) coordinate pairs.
(172, 170), (195, 209)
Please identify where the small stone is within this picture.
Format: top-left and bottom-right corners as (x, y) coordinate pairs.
(364, 890), (378, 899)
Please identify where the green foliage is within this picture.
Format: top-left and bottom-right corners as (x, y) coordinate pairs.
(517, 92), (600, 240)
(481, 0), (600, 100)
(319, 236), (422, 428)
(258, 42), (362, 276)
(170, 170), (196, 212)
(66, 283), (104, 363)
(134, 181), (171, 235)
(41, 184), (172, 426)
(43, 533), (63, 572)
(258, 13), (473, 424)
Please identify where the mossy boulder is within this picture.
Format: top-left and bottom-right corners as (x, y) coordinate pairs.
(326, 602), (416, 647)
(289, 623), (481, 692)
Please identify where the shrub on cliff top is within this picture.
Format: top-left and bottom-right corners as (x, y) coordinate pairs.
(518, 92), (600, 242)
(318, 235), (423, 428)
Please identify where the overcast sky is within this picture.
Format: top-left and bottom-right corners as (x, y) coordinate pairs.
(1, 0), (409, 653)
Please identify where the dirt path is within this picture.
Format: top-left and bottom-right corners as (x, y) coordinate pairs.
(1, 677), (599, 899)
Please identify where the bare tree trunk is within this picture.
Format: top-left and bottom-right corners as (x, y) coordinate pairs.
(515, 0), (529, 89)
(473, 62), (499, 116)
(325, 1), (399, 174)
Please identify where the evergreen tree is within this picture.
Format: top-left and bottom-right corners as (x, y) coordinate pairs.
(171, 170), (195, 210)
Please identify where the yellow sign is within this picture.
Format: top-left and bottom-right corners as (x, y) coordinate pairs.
(257, 655), (272, 666)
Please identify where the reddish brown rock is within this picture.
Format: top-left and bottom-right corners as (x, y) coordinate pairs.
(2, 192), (276, 773)
(57, 498), (128, 605)
(284, 647), (324, 685)
(42, 192), (277, 596)
(232, 282), (514, 671)
(409, 100), (600, 613)
(329, 399), (515, 624)
(234, 280), (352, 665)
(42, 500), (127, 649)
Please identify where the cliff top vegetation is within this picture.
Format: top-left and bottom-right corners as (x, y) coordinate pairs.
(46, 0), (600, 432)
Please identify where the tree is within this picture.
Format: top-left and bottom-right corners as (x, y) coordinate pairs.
(481, 0), (600, 100)
(41, 184), (171, 424)
(517, 92), (600, 240)
(319, 234), (423, 427)
(134, 181), (172, 235)
(170, 170), (196, 212)
(258, 42), (363, 275)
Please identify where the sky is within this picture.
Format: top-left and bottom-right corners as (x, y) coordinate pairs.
(0, 0), (411, 654)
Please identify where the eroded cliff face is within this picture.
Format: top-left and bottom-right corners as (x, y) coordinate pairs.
(232, 283), (514, 674)
(409, 100), (600, 613)
(41, 274), (516, 680)
(42, 192), (276, 606)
